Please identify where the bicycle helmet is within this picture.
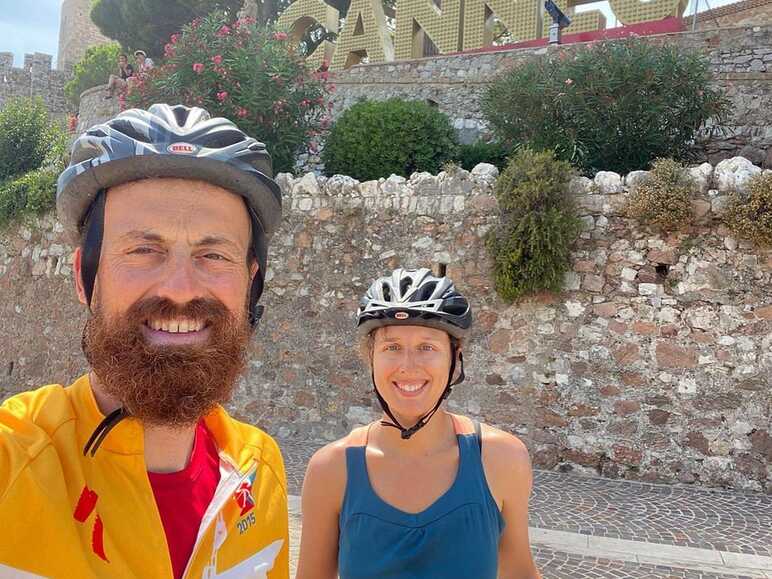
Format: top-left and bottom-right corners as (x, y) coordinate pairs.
(356, 268), (472, 439)
(57, 103), (282, 328)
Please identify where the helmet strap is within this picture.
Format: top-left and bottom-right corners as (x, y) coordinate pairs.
(373, 346), (465, 440)
(80, 190), (106, 309)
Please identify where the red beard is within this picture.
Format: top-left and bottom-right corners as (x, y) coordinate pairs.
(82, 296), (251, 427)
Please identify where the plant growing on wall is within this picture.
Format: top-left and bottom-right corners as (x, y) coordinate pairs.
(321, 98), (459, 181)
(725, 173), (772, 247)
(625, 158), (695, 232)
(127, 12), (332, 173)
(64, 43), (122, 109)
(0, 98), (53, 182)
(0, 113), (68, 227)
(486, 148), (582, 301)
(482, 38), (730, 176)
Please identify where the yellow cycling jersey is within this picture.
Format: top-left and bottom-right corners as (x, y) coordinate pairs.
(0, 374), (289, 579)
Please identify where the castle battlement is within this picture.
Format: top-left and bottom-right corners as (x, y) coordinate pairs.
(0, 51), (70, 116)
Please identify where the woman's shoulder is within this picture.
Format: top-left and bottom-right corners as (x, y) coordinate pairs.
(452, 414), (531, 470)
(304, 426), (371, 486)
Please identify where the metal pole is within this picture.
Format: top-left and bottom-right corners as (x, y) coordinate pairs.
(691, 0), (699, 32)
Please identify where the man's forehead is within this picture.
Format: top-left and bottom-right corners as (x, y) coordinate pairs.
(102, 178), (252, 242)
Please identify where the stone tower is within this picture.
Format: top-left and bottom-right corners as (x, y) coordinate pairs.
(58, 0), (111, 71)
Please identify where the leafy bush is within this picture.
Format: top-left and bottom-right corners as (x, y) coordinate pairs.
(725, 173), (772, 247)
(0, 121), (68, 227)
(625, 158), (695, 231)
(322, 98), (458, 180)
(64, 43), (122, 108)
(486, 149), (582, 301)
(482, 39), (730, 176)
(127, 12), (331, 173)
(455, 140), (509, 172)
(0, 98), (51, 181)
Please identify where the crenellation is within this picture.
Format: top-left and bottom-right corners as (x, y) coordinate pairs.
(0, 52), (70, 116)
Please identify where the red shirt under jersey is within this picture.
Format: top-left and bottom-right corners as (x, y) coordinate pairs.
(148, 421), (221, 579)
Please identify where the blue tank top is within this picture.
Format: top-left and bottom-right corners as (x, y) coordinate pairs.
(338, 425), (505, 579)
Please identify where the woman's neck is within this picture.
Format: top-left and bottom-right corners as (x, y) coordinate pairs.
(371, 410), (458, 458)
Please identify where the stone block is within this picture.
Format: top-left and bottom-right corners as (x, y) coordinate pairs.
(656, 342), (698, 368)
(714, 156), (762, 193)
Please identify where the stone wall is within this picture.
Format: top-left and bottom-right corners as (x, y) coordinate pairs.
(0, 52), (69, 117)
(0, 158), (770, 491)
(687, 0), (772, 30)
(320, 24), (772, 167)
(58, 0), (111, 72)
(75, 84), (122, 134)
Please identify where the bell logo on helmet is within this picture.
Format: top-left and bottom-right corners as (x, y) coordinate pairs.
(394, 312), (410, 320)
(167, 143), (199, 154)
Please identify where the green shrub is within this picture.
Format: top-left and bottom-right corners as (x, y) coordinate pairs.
(0, 121), (68, 227)
(625, 158), (695, 231)
(482, 39), (730, 176)
(0, 97), (51, 181)
(65, 43), (122, 109)
(455, 140), (509, 172)
(725, 173), (772, 247)
(486, 149), (582, 301)
(322, 98), (458, 180)
(128, 12), (331, 173)
(0, 168), (59, 226)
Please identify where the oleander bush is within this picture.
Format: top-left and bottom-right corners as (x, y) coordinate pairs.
(127, 11), (332, 173)
(482, 39), (730, 176)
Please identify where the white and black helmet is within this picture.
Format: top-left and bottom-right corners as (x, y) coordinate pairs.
(357, 268), (472, 339)
(57, 103), (282, 327)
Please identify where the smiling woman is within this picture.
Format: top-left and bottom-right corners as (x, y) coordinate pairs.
(296, 267), (542, 579)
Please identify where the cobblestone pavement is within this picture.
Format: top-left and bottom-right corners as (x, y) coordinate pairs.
(530, 471), (772, 557)
(530, 547), (759, 579)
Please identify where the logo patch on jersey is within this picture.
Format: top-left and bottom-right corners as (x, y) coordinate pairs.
(167, 142), (199, 155)
(72, 485), (109, 562)
(234, 472), (256, 516)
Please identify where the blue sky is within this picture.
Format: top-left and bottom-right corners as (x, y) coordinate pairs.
(0, 0), (743, 68)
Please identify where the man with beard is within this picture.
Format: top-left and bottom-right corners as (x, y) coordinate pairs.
(0, 104), (289, 578)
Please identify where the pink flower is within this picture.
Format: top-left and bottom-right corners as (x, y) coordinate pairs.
(164, 43), (175, 57)
(170, 33), (180, 44)
(212, 54), (223, 65)
(216, 91), (229, 102)
(237, 107), (249, 118)
(192, 62), (205, 74)
(273, 31), (288, 41)
(217, 25), (231, 37)
(565, 78), (574, 86)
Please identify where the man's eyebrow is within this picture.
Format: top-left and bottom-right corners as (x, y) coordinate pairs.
(119, 230), (164, 242)
(118, 231), (241, 249)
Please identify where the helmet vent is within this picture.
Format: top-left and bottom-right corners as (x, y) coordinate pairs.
(197, 129), (244, 149)
(400, 277), (412, 296)
(415, 281), (437, 301)
(382, 283), (392, 301)
(111, 119), (151, 144)
(172, 106), (189, 127)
